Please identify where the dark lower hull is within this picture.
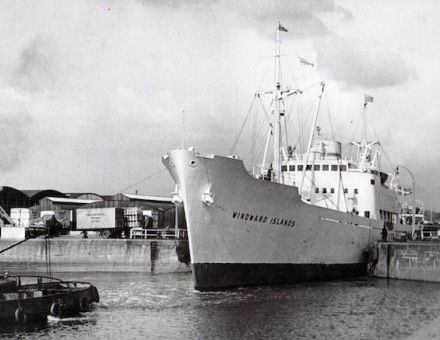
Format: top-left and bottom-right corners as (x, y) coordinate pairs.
(192, 262), (367, 291)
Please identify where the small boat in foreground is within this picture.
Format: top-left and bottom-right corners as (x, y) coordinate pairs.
(0, 275), (99, 323)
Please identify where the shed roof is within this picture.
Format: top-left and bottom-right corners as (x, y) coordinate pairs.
(122, 194), (173, 203)
(22, 190), (66, 204)
(46, 197), (101, 204)
(65, 192), (104, 199)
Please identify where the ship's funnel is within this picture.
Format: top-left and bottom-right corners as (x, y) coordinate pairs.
(310, 139), (341, 159)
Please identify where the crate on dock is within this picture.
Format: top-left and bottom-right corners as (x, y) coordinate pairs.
(123, 207), (144, 229)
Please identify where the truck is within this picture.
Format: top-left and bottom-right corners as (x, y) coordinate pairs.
(76, 208), (126, 238)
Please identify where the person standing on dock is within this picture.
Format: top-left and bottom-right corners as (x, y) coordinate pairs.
(381, 225), (388, 242)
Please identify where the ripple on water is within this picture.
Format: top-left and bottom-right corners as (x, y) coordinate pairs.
(1, 272), (440, 339)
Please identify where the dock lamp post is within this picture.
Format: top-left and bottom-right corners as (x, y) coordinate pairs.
(396, 165), (416, 240)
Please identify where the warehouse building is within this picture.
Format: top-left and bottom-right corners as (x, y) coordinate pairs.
(80, 193), (186, 230)
(0, 186), (186, 235)
(22, 189), (66, 206)
(0, 186), (30, 214)
(33, 196), (103, 227)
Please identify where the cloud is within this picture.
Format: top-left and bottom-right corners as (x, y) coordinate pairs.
(237, 0), (350, 39)
(0, 0), (432, 199)
(240, 0), (351, 39)
(314, 37), (417, 89)
(0, 87), (32, 170)
(11, 38), (57, 91)
(143, 0), (351, 39)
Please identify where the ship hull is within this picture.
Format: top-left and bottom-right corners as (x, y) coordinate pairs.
(192, 263), (366, 291)
(163, 149), (382, 291)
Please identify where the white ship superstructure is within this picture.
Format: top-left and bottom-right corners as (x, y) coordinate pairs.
(281, 132), (401, 226)
(162, 23), (413, 290)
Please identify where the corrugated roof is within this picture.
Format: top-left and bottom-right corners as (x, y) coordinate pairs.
(122, 194), (173, 203)
(65, 192), (104, 199)
(46, 197), (100, 204)
(100, 195), (113, 201)
(80, 200), (174, 211)
(22, 189), (66, 199)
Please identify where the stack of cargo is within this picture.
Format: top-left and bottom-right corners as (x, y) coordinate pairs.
(124, 207), (143, 228)
(10, 208), (31, 227)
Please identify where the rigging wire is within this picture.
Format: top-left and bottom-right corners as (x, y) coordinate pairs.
(322, 90), (349, 210)
(255, 46), (276, 93)
(346, 106), (362, 160)
(297, 82), (325, 152)
(116, 168), (167, 194)
(292, 95), (320, 153)
(250, 103), (259, 169)
(283, 113), (289, 154)
(283, 93), (299, 153)
(369, 113), (392, 171)
(324, 92), (336, 141)
(230, 95), (257, 155)
(348, 105), (363, 142)
(255, 96), (273, 171)
(258, 95), (273, 126)
(297, 95), (304, 152)
(380, 146), (397, 171)
(0, 238), (30, 254)
(253, 114), (271, 171)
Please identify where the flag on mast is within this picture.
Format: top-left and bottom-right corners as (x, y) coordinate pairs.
(278, 22), (288, 32)
(298, 56), (314, 67)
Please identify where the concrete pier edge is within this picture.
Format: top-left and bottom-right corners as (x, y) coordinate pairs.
(0, 239), (191, 274)
(374, 241), (440, 283)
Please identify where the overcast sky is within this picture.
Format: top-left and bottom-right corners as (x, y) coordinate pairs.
(0, 0), (439, 208)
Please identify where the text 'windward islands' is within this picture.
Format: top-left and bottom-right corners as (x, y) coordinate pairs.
(232, 211), (295, 227)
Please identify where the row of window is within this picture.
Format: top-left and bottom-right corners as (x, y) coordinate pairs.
(380, 209), (398, 224)
(338, 210), (394, 220)
(352, 210), (371, 218)
(281, 164), (347, 172)
(314, 188), (359, 194)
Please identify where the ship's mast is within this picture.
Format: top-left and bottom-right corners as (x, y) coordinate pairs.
(258, 23), (301, 183)
(256, 23), (301, 182)
(273, 25), (282, 183)
(350, 95), (379, 172)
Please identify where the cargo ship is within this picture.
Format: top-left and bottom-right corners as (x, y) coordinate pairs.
(162, 23), (413, 290)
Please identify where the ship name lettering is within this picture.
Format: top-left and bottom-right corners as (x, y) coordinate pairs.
(232, 211), (294, 228)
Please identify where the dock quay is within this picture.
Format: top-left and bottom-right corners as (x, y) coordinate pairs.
(0, 238), (191, 274)
(374, 241), (440, 283)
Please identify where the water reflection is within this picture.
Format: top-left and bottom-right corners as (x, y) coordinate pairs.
(1, 271), (439, 339)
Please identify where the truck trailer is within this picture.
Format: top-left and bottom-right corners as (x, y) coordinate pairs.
(76, 207), (126, 238)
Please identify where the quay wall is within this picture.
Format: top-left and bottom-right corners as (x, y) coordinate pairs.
(0, 239), (191, 274)
(374, 241), (440, 282)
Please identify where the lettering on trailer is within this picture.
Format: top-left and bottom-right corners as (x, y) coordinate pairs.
(232, 211), (295, 227)
(86, 212), (106, 223)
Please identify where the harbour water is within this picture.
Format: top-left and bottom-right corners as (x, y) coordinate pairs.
(1, 270), (440, 339)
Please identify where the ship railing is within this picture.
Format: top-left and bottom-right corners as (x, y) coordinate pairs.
(130, 228), (188, 240)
